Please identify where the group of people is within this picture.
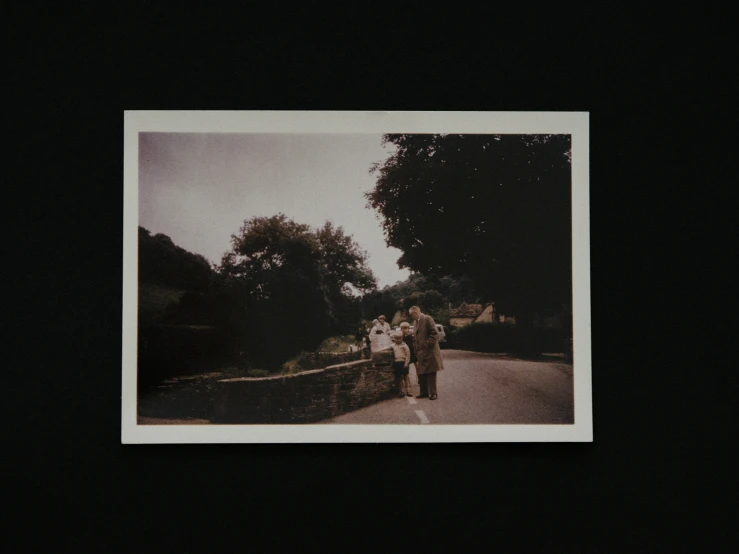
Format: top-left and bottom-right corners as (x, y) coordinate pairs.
(356, 307), (444, 401)
(354, 314), (392, 352)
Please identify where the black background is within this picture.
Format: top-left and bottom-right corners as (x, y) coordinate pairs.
(7, 6), (732, 552)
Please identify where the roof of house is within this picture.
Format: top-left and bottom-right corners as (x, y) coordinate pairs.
(449, 302), (484, 318)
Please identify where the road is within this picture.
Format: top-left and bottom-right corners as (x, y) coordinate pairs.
(322, 349), (574, 425)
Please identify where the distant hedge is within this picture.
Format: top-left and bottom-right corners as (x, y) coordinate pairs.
(447, 323), (569, 354)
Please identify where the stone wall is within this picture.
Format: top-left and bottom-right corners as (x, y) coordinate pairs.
(292, 349), (363, 370)
(210, 349), (396, 424)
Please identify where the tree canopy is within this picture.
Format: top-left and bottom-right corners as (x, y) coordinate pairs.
(138, 226), (215, 291)
(139, 216), (379, 372)
(219, 214), (377, 299)
(365, 133), (572, 322)
(360, 272), (481, 326)
(217, 214), (378, 366)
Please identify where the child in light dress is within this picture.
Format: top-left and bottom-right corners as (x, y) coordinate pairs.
(400, 321), (417, 394)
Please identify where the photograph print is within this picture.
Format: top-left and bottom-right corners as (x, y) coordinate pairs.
(122, 111), (591, 443)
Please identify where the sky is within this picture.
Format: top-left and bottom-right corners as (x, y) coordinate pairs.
(138, 133), (410, 288)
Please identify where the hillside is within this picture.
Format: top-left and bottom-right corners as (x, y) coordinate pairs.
(138, 282), (188, 328)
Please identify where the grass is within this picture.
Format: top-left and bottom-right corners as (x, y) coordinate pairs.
(281, 357), (305, 375)
(245, 369), (269, 378)
(279, 335), (360, 375)
(316, 335), (356, 353)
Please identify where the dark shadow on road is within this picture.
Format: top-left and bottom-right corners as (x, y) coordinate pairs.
(499, 353), (570, 363)
(442, 348), (570, 364)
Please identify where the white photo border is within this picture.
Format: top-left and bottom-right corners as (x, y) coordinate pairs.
(122, 111), (591, 444)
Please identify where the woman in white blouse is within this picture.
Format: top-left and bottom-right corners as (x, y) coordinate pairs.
(370, 315), (393, 351)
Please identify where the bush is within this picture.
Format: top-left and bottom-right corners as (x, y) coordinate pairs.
(448, 323), (513, 352)
(316, 335), (356, 353)
(138, 283), (187, 328)
(138, 324), (235, 388)
(281, 357), (305, 375)
(245, 369), (269, 378)
(448, 323), (568, 354)
(280, 347), (363, 374)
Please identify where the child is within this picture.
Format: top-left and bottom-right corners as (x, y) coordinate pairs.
(355, 324), (370, 358)
(400, 321), (417, 396)
(391, 331), (411, 398)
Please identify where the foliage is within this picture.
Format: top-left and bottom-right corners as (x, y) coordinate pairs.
(160, 277), (252, 354)
(281, 357), (305, 375)
(280, 347), (362, 374)
(315, 221), (377, 296)
(138, 229), (257, 382)
(245, 369), (270, 378)
(137, 324), (233, 389)
(360, 272), (481, 326)
(434, 306), (451, 327)
(139, 226), (215, 290)
(366, 134), (573, 336)
(217, 214), (378, 369)
(316, 335), (357, 353)
(138, 283), (187, 328)
(406, 273), (480, 306)
(402, 289), (446, 316)
(360, 288), (403, 324)
(137, 228), (246, 387)
(138, 216), (378, 380)
(448, 323), (567, 354)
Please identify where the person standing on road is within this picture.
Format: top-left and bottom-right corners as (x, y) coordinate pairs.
(409, 305), (444, 400)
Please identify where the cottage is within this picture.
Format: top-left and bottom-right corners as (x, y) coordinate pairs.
(474, 303), (495, 323)
(449, 301), (515, 327)
(390, 310), (406, 327)
(449, 302), (484, 328)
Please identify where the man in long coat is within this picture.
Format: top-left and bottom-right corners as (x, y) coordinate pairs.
(409, 306), (444, 400)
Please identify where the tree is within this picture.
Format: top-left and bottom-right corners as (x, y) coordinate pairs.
(366, 134), (572, 352)
(218, 214), (377, 367)
(138, 226), (214, 291)
(314, 221), (377, 332)
(445, 275), (479, 305)
(403, 289), (447, 323)
(359, 273), (480, 326)
(361, 288), (403, 324)
(162, 277), (252, 359)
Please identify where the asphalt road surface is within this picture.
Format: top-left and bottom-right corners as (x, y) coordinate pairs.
(322, 349), (574, 425)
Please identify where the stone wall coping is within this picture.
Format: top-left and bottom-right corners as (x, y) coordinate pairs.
(323, 359), (374, 371)
(217, 358), (378, 383)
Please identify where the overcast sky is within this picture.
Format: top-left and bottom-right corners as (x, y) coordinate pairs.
(139, 133), (410, 288)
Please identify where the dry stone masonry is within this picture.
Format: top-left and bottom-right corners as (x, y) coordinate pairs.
(210, 348), (396, 424)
